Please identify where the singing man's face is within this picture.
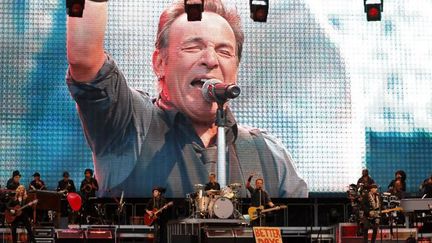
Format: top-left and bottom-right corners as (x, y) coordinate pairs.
(155, 12), (239, 124)
(256, 179), (263, 189)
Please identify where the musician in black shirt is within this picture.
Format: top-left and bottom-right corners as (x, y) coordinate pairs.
(421, 175), (432, 198)
(57, 171), (76, 194)
(80, 169), (99, 198)
(6, 170), (22, 191)
(80, 169), (99, 223)
(29, 172), (46, 190)
(146, 187), (168, 243)
(7, 185), (36, 243)
(204, 173), (220, 191)
(246, 174), (275, 226)
(57, 171), (77, 219)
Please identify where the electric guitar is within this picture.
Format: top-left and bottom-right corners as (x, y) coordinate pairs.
(5, 199), (38, 224)
(248, 205), (287, 221)
(369, 207), (403, 218)
(144, 201), (173, 226)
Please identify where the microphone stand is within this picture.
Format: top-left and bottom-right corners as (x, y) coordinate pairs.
(216, 102), (227, 188)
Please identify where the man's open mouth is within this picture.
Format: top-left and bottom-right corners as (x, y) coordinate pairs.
(191, 79), (205, 88)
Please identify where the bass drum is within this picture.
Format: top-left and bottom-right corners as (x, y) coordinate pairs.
(212, 197), (234, 219)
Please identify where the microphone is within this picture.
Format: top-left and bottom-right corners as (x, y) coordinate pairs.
(201, 79), (241, 103)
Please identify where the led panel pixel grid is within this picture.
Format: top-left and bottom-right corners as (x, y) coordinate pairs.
(0, 0), (431, 196)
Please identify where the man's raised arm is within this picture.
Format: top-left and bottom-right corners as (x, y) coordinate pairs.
(67, 0), (108, 82)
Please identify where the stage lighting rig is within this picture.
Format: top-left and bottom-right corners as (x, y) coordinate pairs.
(250, 0), (269, 22)
(364, 0), (383, 21)
(66, 0), (85, 17)
(185, 0), (204, 21)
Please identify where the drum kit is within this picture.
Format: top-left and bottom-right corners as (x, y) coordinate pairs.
(187, 183), (242, 219)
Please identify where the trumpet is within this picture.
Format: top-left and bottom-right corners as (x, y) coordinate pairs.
(83, 183), (93, 193)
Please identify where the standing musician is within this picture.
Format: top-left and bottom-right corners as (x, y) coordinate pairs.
(146, 187), (168, 243)
(29, 172), (46, 190)
(29, 172), (47, 223)
(360, 184), (381, 243)
(204, 172), (220, 191)
(57, 171), (77, 219)
(6, 185), (36, 243)
(80, 168), (99, 198)
(80, 169), (99, 223)
(6, 170), (22, 190)
(357, 169), (375, 192)
(420, 174), (432, 198)
(246, 173), (275, 226)
(57, 171), (76, 194)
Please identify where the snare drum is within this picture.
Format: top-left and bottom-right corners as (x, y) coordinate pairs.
(212, 197), (234, 219)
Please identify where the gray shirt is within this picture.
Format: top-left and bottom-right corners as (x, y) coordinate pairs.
(67, 55), (308, 198)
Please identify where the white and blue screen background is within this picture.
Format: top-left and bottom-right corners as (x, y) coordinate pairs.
(0, 0), (431, 196)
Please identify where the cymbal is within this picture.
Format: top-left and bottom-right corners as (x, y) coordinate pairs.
(230, 183), (242, 188)
(206, 189), (221, 194)
(194, 184), (204, 188)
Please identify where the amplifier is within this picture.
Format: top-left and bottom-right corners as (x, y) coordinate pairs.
(86, 229), (114, 243)
(56, 229), (85, 243)
(204, 228), (235, 243)
(34, 227), (55, 238)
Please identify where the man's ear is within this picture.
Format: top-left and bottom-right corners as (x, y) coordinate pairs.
(152, 49), (165, 79)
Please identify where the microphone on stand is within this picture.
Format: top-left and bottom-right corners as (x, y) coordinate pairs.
(201, 79), (241, 104)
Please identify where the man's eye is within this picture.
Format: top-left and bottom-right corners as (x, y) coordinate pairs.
(218, 49), (234, 57)
(182, 46), (202, 52)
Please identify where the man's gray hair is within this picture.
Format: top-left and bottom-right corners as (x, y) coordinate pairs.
(155, 0), (244, 63)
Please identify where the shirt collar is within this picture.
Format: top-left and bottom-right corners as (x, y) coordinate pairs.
(153, 100), (238, 143)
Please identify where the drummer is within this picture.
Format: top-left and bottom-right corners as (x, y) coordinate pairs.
(205, 173), (221, 192)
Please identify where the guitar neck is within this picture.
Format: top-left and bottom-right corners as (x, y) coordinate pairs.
(261, 205), (287, 213)
(155, 202), (173, 214)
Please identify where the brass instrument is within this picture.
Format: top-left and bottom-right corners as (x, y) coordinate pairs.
(83, 183), (93, 193)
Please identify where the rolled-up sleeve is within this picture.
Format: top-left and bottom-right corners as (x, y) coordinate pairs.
(67, 54), (135, 156)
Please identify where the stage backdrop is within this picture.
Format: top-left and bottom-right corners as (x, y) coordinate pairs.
(0, 0), (431, 197)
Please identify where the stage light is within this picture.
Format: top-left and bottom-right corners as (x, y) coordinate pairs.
(364, 0), (383, 21)
(250, 0), (269, 22)
(185, 0), (204, 21)
(66, 0), (85, 18)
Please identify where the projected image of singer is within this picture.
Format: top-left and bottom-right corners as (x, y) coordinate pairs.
(66, 0), (308, 198)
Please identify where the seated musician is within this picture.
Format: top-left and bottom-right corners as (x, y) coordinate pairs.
(29, 172), (46, 191)
(246, 173), (275, 226)
(6, 170), (22, 191)
(360, 183), (380, 243)
(80, 169), (99, 223)
(146, 187), (168, 243)
(6, 185), (36, 243)
(204, 172), (220, 191)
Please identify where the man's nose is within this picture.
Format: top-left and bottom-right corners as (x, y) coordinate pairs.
(200, 48), (219, 69)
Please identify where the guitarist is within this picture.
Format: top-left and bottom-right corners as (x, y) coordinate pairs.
(246, 174), (275, 226)
(146, 186), (168, 243)
(6, 185), (36, 243)
(360, 183), (381, 243)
